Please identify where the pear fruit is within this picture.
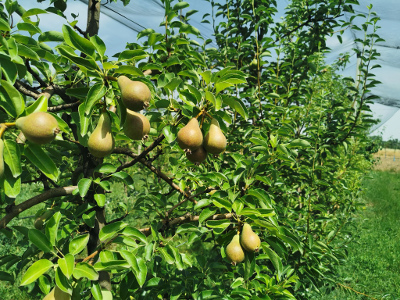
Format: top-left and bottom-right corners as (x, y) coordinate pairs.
(204, 118), (227, 155)
(43, 286), (71, 300)
(15, 112), (59, 145)
(0, 139), (4, 179)
(88, 112), (115, 158)
(226, 233), (245, 265)
(240, 223), (261, 252)
(34, 210), (54, 230)
(177, 118), (203, 151)
(123, 109), (150, 140)
(186, 146), (207, 164)
(118, 76), (151, 111)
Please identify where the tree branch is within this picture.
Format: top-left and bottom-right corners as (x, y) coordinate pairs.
(0, 186), (77, 229)
(47, 101), (81, 112)
(25, 59), (47, 87)
(14, 80), (40, 99)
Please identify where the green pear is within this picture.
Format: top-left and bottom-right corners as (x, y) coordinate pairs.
(177, 118), (203, 151)
(16, 111), (59, 145)
(88, 112), (115, 158)
(123, 109), (150, 140)
(226, 233), (245, 265)
(186, 146), (207, 164)
(118, 76), (151, 112)
(204, 118), (227, 155)
(42, 285), (71, 300)
(240, 223), (261, 252)
(0, 139), (4, 179)
(34, 209), (54, 230)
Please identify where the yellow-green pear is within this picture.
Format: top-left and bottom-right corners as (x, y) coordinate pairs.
(186, 146), (207, 164)
(0, 139), (4, 179)
(118, 76), (151, 111)
(16, 111), (59, 145)
(42, 285), (71, 300)
(240, 223), (261, 252)
(123, 109), (150, 140)
(88, 112), (115, 158)
(226, 233), (245, 265)
(177, 118), (203, 151)
(204, 118), (226, 155)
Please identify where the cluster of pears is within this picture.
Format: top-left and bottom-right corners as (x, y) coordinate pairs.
(177, 117), (227, 164)
(118, 76), (151, 141)
(87, 76), (152, 158)
(226, 223), (261, 265)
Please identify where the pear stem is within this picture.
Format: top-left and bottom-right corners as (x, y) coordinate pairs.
(105, 75), (118, 82)
(4, 122), (16, 127)
(0, 124), (6, 139)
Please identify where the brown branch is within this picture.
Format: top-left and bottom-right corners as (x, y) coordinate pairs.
(114, 134), (165, 172)
(74, 25), (86, 36)
(0, 186), (77, 229)
(14, 80), (40, 99)
(113, 145), (198, 210)
(47, 101), (81, 112)
(166, 187), (215, 216)
(336, 283), (378, 300)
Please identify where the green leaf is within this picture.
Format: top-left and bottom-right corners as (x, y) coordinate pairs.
(94, 163), (117, 174)
(55, 267), (72, 294)
(28, 229), (53, 253)
(121, 226), (148, 244)
(118, 50), (148, 62)
(3, 140), (21, 178)
(0, 54), (18, 84)
(0, 18), (11, 31)
(1, 165), (21, 198)
(0, 80), (25, 117)
(26, 95), (48, 114)
(45, 211), (61, 245)
(57, 45), (98, 70)
(90, 35), (106, 57)
(287, 139), (311, 148)
(120, 251), (147, 287)
(69, 234), (90, 255)
(159, 247), (174, 264)
(222, 95), (248, 120)
(94, 260), (130, 271)
(62, 25), (96, 57)
(244, 251), (256, 281)
(25, 144), (60, 182)
(39, 31), (64, 42)
(73, 263), (98, 281)
(262, 245), (283, 280)
(111, 172), (134, 188)
(20, 259), (53, 286)
(17, 43), (40, 61)
(78, 178), (92, 197)
(198, 208), (217, 224)
(173, 1), (189, 10)
(85, 83), (107, 114)
(94, 194), (106, 207)
(22, 8), (48, 18)
(114, 66), (143, 76)
(58, 254), (74, 279)
(0, 271), (14, 282)
(99, 221), (128, 242)
(17, 22), (41, 35)
(78, 103), (90, 137)
(91, 282), (102, 300)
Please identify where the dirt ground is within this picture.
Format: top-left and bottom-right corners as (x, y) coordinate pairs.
(373, 148), (400, 172)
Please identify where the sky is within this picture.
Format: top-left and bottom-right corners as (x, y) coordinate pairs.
(16, 0), (400, 140)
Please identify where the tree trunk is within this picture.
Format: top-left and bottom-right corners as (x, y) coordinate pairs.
(86, 0), (101, 37)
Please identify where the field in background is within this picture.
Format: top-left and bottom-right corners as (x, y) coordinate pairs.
(373, 148), (400, 172)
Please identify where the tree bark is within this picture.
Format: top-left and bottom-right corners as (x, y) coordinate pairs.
(86, 0), (101, 37)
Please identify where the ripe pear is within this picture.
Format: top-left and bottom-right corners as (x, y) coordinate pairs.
(240, 223), (261, 252)
(43, 286), (71, 300)
(88, 112), (115, 158)
(186, 146), (207, 164)
(123, 109), (150, 140)
(177, 118), (203, 151)
(0, 139), (4, 179)
(204, 118), (227, 155)
(15, 112), (59, 145)
(118, 76), (151, 111)
(226, 233), (245, 265)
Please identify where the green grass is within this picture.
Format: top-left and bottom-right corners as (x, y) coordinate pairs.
(317, 171), (400, 300)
